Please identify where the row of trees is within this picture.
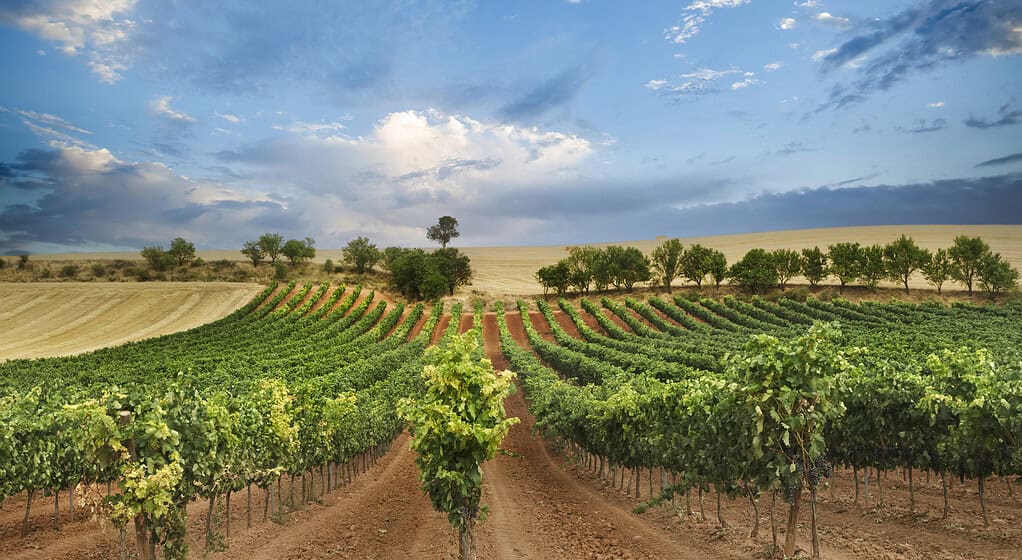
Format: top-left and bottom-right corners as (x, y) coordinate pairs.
(535, 235), (1019, 297)
(241, 234), (317, 267)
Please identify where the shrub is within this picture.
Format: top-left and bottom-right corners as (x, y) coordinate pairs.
(39, 266), (52, 279)
(273, 262), (288, 280)
(728, 248), (777, 294)
(59, 264), (78, 278)
(323, 259), (335, 274)
(91, 263), (108, 277)
(343, 236), (382, 274)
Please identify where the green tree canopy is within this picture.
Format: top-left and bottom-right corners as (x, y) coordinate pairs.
(342, 236), (382, 274)
(427, 216), (460, 248)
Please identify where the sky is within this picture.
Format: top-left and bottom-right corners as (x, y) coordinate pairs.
(0, 0), (1020, 253)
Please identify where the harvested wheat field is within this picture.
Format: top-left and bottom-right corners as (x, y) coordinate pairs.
(0, 282), (263, 361)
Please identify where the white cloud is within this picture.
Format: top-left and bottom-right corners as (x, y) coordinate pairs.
(17, 110), (91, 135)
(149, 96), (198, 123)
(778, 18), (798, 30)
(666, 0), (752, 44)
(796, 1), (820, 7)
(928, 101), (945, 108)
(814, 12), (850, 27)
(272, 120), (347, 136)
(731, 77), (762, 89)
(812, 47), (837, 61)
(645, 79), (669, 91)
(647, 68), (746, 96)
(764, 62), (783, 71)
(788, 42), (801, 49)
(0, 0), (138, 82)
(217, 113), (242, 124)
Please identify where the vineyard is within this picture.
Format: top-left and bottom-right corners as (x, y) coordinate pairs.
(0, 283), (1020, 559)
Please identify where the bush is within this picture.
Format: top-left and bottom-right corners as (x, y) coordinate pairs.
(133, 268), (152, 281)
(323, 259), (335, 274)
(813, 286), (838, 302)
(0, 258), (6, 270)
(59, 264), (78, 278)
(39, 266), (52, 279)
(18, 254), (30, 270)
(343, 237), (382, 274)
(274, 262), (289, 280)
(91, 263), (108, 277)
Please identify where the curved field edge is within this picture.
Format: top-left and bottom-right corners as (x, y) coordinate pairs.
(0, 282), (264, 361)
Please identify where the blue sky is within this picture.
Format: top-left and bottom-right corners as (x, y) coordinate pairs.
(0, 0), (1020, 252)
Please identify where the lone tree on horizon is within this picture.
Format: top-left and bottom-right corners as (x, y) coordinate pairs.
(427, 216), (460, 248)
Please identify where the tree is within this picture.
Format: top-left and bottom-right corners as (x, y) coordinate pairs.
(240, 241), (265, 267)
(398, 335), (518, 560)
(921, 248), (954, 293)
(650, 238), (684, 293)
(566, 246), (601, 294)
(950, 235), (991, 294)
(883, 235), (929, 293)
(140, 246), (173, 271)
(342, 237), (382, 274)
(258, 233), (285, 265)
(801, 247), (828, 287)
(17, 254), (29, 270)
(387, 248), (453, 300)
(976, 252), (1019, 298)
(535, 262), (570, 297)
(167, 238), (196, 267)
(681, 244), (713, 288)
(282, 237), (316, 267)
(728, 249), (777, 294)
(771, 249), (803, 291)
(707, 249), (728, 289)
(858, 244), (886, 290)
(827, 243), (861, 291)
(604, 245), (650, 292)
(433, 248), (473, 296)
(427, 216), (460, 248)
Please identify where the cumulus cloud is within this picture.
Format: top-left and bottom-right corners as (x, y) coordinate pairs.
(778, 18), (798, 30)
(817, 1), (1022, 110)
(665, 0), (752, 44)
(0, 0), (138, 82)
(149, 96), (198, 124)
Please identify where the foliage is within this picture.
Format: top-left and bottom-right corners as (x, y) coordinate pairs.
(950, 235), (991, 294)
(141, 246), (174, 271)
(536, 261), (571, 296)
(922, 248), (954, 293)
(433, 248), (474, 296)
(681, 244), (714, 288)
(323, 259), (335, 274)
(728, 248), (777, 294)
(241, 241), (265, 267)
(343, 236), (382, 274)
(801, 247), (827, 287)
(603, 245), (650, 292)
(167, 238), (196, 267)
(427, 216), (460, 248)
(650, 238), (684, 292)
(398, 334), (518, 558)
(883, 235), (929, 293)
(258, 233), (285, 265)
(976, 252), (1019, 298)
(827, 242), (861, 289)
(857, 244), (886, 290)
(771, 249), (803, 290)
(282, 237), (316, 267)
(707, 248), (728, 289)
